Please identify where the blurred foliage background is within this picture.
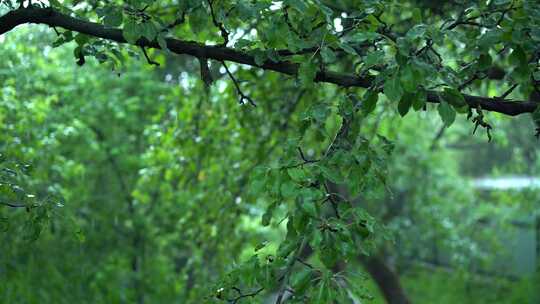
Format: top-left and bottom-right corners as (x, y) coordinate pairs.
(0, 0), (539, 303)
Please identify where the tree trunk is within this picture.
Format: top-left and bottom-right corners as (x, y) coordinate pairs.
(325, 182), (411, 304)
(359, 255), (410, 304)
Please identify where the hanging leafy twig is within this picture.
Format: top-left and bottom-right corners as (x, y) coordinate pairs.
(221, 61), (256, 106)
(468, 106), (493, 141)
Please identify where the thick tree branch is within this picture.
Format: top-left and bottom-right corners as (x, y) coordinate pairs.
(0, 7), (537, 116)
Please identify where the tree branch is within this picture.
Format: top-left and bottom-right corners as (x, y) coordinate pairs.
(221, 61), (256, 106)
(0, 7), (537, 116)
(0, 201), (26, 208)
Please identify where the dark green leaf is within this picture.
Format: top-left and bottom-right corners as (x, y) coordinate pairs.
(438, 101), (456, 127)
(397, 94), (412, 117)
(384, 73), (403, 102)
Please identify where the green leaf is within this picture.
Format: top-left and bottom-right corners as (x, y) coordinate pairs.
(406, 24), (427, 40)
(400, 64), (417, 92)
(103, 9), (123, 27)
(348, 31), (379, 43)
(364, 50), (386, 68)
(74, 34), (90, 46)
(384, 73), (403, 102)
(75, 229), (86, 242)
(438, 101), (456, 127)
(156, 33), (169, 51)
(123, 18), (141, 44)
(141, 21), (159, 41)
(325, 112), (342, 137)
(300, 201), (318, 217)
(509, 46), (528, 66)
(280, 181), (297, 198)
(412, 89), (427, 111)
(262, 201), (278, 226)
(254, 241), (269, 252)
(235, 39), (254, 49)
(292, 270), (312, 294)
(277, 239), (297, 258)
(319, 165), (343, 183)
(318, 4), (334, 24)
(252, 50), (267, 66)
(477, 53), (492, 70)
(412, 8), (422, 23)
(298, 61), (318, 85)
(285, 0), (308, 11)
(287, 167), (306, 182)
(509, 46), (530, 83)
(319, 239), (339, 268)
(320, 47), (336, 62)
(442, 87), (466, 107)
(510, 65), (530, 84)
(310, 103), (330, 122)
(397, 94), (412, 117)
(477, 29), (502, 49)
(250, 168), (268, 194)
(339, 42), (357, 55)
(362, 90), (379, 114)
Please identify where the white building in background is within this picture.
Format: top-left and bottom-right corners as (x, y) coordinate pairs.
(473, 176), (540, 190)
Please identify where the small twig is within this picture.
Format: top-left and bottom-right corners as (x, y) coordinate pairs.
(140, 47), (159, 66)
(428, 45), (443, 66)
(446, 20), (483, 30)
(496, 4), (515, 26)
(221, 61), (256, 106)
(325, 192), (348, 202)
(280, 148), (320, 170)
(373, 12), (396, 42)
(429, 125), (446, 150)
(281, 160), (319, 170)
(415, 39), (432, 56)
(296, 258), (315, 269)
(323, 183), (341, 219)
(283, 6), (303, 38)
(444, 9), (465, 30)
(140, 4), (150, 12)
(227, 287), (264, 304)
(207, 0), (229, 46)
(497, 83), (518, 100)
(166, 11), (186, 29)
(446, 4), (517, 30)
(297, 147), (317, 163)
(459, 72), (487, 90)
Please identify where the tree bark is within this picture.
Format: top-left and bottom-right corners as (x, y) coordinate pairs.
(360, 255), (411, 304)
